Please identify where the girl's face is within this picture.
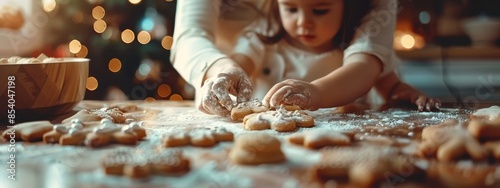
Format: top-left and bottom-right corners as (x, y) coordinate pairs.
(277, 0), (344, 52)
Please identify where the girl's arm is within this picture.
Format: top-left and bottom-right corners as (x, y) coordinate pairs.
(263, 53), (382, 110)
(312, 53), (383, 107)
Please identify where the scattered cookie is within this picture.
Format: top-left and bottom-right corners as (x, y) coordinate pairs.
(189, 129), (217, 147)
(470, 105), (500, 121)
(85, 123), (137, 147)
(231, 99), (269, 121)
(314, 146), (422, 187)
(2, 121), (53, 142)
(211, 127), (234, 141)
(243, 108), (314, 132)
(162, 127), (234, 148)
(101, 148), (190, 179)
(163, 132), (191, 147)
(418, 119), (487, 161)
(62, 108), (126, 124)
(148, 149), (191, 176)
(229, 132), (285, 165)
(287, 130), (354, 149)
(57, 122), (100, 145)
(467, 119), (500, 140)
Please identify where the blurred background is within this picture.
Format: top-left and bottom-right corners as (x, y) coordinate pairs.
(0, 0), (499, 106)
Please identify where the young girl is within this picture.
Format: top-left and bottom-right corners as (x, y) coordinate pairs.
(173, 0), (439, 116)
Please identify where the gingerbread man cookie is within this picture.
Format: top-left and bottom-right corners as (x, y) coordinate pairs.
(162, 127), (234, 147)
(243, 108), (314, 132)
(46, 121), (100, 145)
(287, 130), (354, 149)
(230, 99), (269, 121)
(84, 120), (147, 147)
(2, 121), (53, 142)
(229, 132), (285, 165)
(102, 148), (190, 179)
(62, 108), (126, 124)
(314, 146), (421, 187)
(418, 119), (487, 161)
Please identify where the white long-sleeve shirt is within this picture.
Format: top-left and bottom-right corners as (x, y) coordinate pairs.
(171, 0), (399, 103)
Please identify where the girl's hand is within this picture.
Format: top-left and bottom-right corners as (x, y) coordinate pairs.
(263, 79), (321, 110)
(198, 65), (253, 117)
(388, 83), (441, 111)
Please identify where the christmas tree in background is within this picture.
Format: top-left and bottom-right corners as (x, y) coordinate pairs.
(38, 0), (193, 101)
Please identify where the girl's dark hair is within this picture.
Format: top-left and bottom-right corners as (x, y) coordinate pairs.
(257, 0), (373, 50)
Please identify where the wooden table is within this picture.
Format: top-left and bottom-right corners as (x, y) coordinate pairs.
(0, 100), (499, 188)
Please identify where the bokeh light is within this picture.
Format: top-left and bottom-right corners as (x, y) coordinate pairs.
(92, 6), (105, 20)
(137, 31), (151, 44)
(145, 97), (156, 102)
(121, 29), (135, 44)
(94, 20), (107, 33)
(401, 34), (416, 49)
(86, 77), (98, 91)
(170, 94), (183, 101)
(161, 36), (173, 50)
(76, 45), (88, 58)
(108, 58), (122, 73)
(157, 84), (172, 98)
(43, 0), (57, 12)
(129, 0), (142, 4)
(69, 40), (82, 54)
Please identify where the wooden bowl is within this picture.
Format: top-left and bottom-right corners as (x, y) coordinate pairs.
(0, 58), (89, 123)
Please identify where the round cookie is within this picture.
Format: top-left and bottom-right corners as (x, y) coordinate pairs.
(229, 132), (285, 165)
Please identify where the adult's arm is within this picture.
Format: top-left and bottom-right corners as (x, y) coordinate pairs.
(170, 0), (230, 89)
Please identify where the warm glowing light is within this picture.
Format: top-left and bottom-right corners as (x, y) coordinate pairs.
(401, 34), (416, 49)
(144, 97), (156, 102)
(94, 20), (107, 33)
(121, 29), (135, 44)
(43, 0), (56, 12)
(161, 36), (173, 50)
(69, 40), (82, 54)
(108, 58), (122, 73)
(92, 6), (105, 20)
(86, 77), (98, 91)
(76, 45), (88, 58)
(165, 0), (173, 2)
(157, 84), (172, 98)
(129, 0), (142, 4)
(137, 31), (151, 44)
(170, 94), (183, 101)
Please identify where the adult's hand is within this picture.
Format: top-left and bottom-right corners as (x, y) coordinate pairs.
(198, 61), (252, 116)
